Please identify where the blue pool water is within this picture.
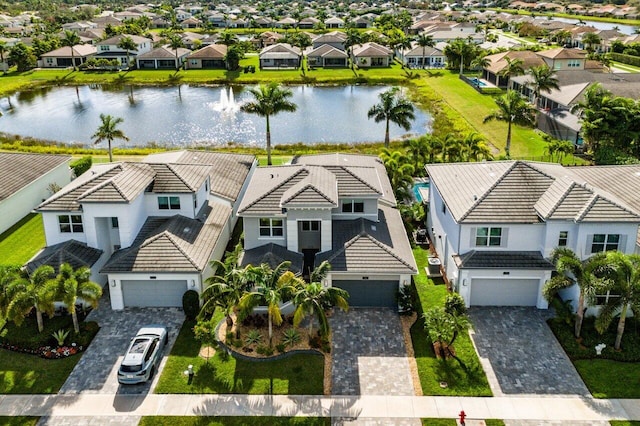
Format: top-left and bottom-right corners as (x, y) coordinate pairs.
(470, 77), (487, 88)
(413, 182), (430, 203)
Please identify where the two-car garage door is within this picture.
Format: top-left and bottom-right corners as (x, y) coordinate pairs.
(470, 278), (540, 306)
(121, 280), (187, 308)
(332, 280), (398, 308)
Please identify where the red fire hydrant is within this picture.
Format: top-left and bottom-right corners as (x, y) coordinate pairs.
(458, 410), (466, 426)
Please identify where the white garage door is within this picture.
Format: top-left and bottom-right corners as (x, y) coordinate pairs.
(470, 278), (540, 306)
(122, 280), (187, 307)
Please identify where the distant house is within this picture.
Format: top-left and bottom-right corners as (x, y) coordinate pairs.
(298, 17), (320, 29)
(536, 48), (587, 71)
(307, 44), (348, 68)
(402, 44), (445, 68)
(181, 17), (202, 29)
(186, 44), (228, 69)
(259, 43), (301, 69)
(312, 31), (347, 50)
(351, 42), (392, 68)
(482, 50), (546, 88)
(95, 34), (152, 68)
(251, 31), (284, 49)
(325, 16), (345, 28)
(136, 46), (191, 69)
(41, 45), (96, 68)
(0, 153), (72, 235)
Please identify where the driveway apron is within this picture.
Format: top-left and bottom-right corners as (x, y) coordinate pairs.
(58, 289), (185, 395)
(469, 307), (590, 395)
(329, 308), (414, 396)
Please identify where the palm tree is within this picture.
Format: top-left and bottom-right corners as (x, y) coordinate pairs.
(201, 259), (250, 328)
(240, 83), (297, 166)
(498, 57), (524, 86)
(593, 252), (640, 351)
(461, 131), (493, 161)
(543, 248), (605, 339)
(526, 65), (559, 108)
(92, 114), (130, 163)
(6, 265), (56, 333)
(416, 34), (434, 69)
(61, 30), (81, 70)
(367, 87), (415, 148)
(581, 32), (601, 53)
(379, 148), (415, 200)
(344, 28), (361, 68)
(166, 33), (184, 72)
(403, 137), (429, 175)
(0, 265), (21, 322)
(239, 262), (303, 345)
(441, 133), (464, 162)
(569, 83), (613, 152)
(218, 31), (239, 46)
(51, 263), (102, 334)
(444, 38), (475, 75)
(293, 282), (349, 338)
(117, 36), (137, 70)
(423, 306), (470, 362)
(470, 54), (490, 74)
(483, 90), (536, 158)
(0, 41), (8, 74)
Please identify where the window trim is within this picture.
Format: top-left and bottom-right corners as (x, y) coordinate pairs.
(591, 233), (621, 254)
(111, 217), (119, 228)
(158, 196), (181, 210)
(341, 200), (364, 214)
(58, 214), (84, 233)
(259, 218), (284, 238)
(300, 220), (320, 232)
(558, 231), (568, 247)
(475, 227), (502, 247)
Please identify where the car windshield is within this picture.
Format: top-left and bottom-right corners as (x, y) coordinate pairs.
(130, 338), (149, 354)
(120, 364), (142, 373)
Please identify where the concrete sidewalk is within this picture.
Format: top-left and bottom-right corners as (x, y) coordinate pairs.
(2, 394), (640, 421)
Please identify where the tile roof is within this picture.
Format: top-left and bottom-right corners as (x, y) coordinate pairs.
(26, 240), (103, 274)
(307, 44), (348, 59)
(0, 152), (70, 201)
(187, 44), (227, 59)
(537, 47), (586, 60)
(78, 162), (155, 203)
(453, 251), (555, 269)
(147, 163), (211, 193)
(137, 46), (190, 59)
(240, 243), (304, 275)
(281, 167), (338, 208)
(101, 201), (230, 273)
(484, 50), (546, 75)
(315, 204), (417, 274)
(352, 42), (392, 57)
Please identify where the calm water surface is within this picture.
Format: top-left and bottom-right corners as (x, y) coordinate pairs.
(0, 85), (431, 147)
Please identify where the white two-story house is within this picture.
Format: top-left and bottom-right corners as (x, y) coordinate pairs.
(95, 34), (153, 68)
(426, 160), (640, 309)
(236, 154), (417, 308)
(34, 151), (256, 310)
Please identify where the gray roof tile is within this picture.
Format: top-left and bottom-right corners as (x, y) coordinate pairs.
(454, 251), (555, 269)
(240, 243), (304, 275)
(0, 152), (70, 201)
(26, 240), (103, 274)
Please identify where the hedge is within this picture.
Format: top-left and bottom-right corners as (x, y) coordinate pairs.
(609, 52), (640, 68)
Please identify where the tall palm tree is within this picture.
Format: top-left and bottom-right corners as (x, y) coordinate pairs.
(6, 265), (56, 333)
(594, 252), (640, 351)
(117, 36), (137, 70)
(461, 131), (493, 161)
(61, 30), (81, 70)
(526, 65), (559, 108)
(570, 83), (613, 152)
(240, 83), (297, 165)
(444, 38), (475, 75)
(92, 114), (129, 162)
(581, 32), (601, 53)
(470, 54), (490, 74)
(166, 33), (184, 72)
(0, 265), (21, 322)
(344, 28), (361, 68)
(367, 87), (415, 148)
(293, 282), (349, 338)
(498, 57), (524, 85)
(483, 90), (536, 158)
(51, 263), (102, 334)
(201, 259), (250, 328)
(416, 34), (434, 69)
(543, 248), (606, 339)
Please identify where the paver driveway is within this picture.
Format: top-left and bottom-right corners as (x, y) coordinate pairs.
(58, 291), (185, 395)
(469, 307), (589, 395)
(329, 308), (414, 396)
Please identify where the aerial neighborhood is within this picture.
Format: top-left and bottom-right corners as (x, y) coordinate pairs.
(2, 0), (640, 424)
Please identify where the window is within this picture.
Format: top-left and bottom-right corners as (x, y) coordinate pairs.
(300, 221), (320, 231)
(595, 290), (620, 305)
(99, 45), (109, 51)
(568, 59), (581, 68)
(190, 59), (198, 65)
(475, 227), (502, 246)
(158, 196), (180, 210)
(58, 215), (83, 233)
(591, 234), (620, 253)
(111, 217), (119, 228)
(342, 200), (364, 213)
(441, 203), (446, 215)
(558, 231), (568, 247)
(259, 218), (284, 237)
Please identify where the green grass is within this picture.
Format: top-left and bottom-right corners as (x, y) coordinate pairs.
(610, 422), (640, 426)
(140, 418), (329, 426)
(611, 61), (640, 73)
(0, 418), (39, 426)
(0, 348), (81, 393)
(155, 317), (324, 395)
(574, 359), (640, 398)
(411, 246), (492, 397)
(421, 421), (504, 426)
(0, 213), (45, 266)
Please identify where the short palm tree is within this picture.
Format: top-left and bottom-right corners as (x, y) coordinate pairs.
(0, 266), (20, 321)
(117, 36), (137, 70)
(403, 137), (429, 174)
(461, 131), (493, 161)
(0, 41), (8, 74)
(593, 252), (640, 351)
(6, 265), (56, 333)
(201, 259), (250, 328)
(483, 90), (536, 158)
(218, 31), (239, 46)
(167, 33), (184, 72)
(367, 87), (415, 148)
(582, 32), (601, 53)
(416, 34), (434, 69)
(526, 65), (559, 108)
(51, 263), (102, 334)
(498, 57), (524, 84)
(380, 148), (415, 200)
(543, 248), (606, 339)
(61, 30), (81, 70)
(240, 83), (297, 166)
(92, 114), (129, 162)
(293, 282), (349, 338)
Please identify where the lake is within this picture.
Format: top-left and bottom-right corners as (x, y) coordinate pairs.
(551, 17), (639, 35)
(0, 85), (432, 147)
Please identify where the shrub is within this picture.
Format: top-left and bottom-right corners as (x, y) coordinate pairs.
(52, 329), (70, 346)
(276, 343), (286, 353)
(282, 328), (301, 348)
(182, 290), (200, 320)
(245, 329), (262, 345)
(70, 156), (92, 177)
(397, 284), (415, 314)
(444, 292), (467, 316)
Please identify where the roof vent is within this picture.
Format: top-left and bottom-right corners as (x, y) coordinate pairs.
(184, 227), (190, 233)
(371, 225), (376, 231)
(473, 195), (478, 201)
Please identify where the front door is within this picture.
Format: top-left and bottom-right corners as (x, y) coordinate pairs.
(299, 220), (321, 277)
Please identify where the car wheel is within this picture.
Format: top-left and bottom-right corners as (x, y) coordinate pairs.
(149, 367), (155, 381)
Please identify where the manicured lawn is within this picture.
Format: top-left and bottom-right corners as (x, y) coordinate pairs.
(610, 422), (640, 426)
(0, 348), (80, 394)
(574, 359), (640, 399)
(411, 246), (492, 397)
(0, 213), (45, 266)
(421, 420), (504, 426)
(0, 418), (39, 426)
(140, 418), (330, 426)
(155, 317), (324, 395)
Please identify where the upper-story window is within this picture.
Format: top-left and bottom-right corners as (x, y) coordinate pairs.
(342, 200), (364, 213)
(475, 227), (502, 247)
(558, 231), (568, 247)
(300, 220), (319, 231)
(99, 45), (109, 51)
(58, 215), (83, 233)
(259, 218), (284, 237)
(158, 196), (180, 210)
(111, 217), (119, 228)
(591, 234), (620, 253)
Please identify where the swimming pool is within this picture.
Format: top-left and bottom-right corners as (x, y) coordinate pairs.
(470, 77), (488, 88)
(413, 182), (430, 203)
